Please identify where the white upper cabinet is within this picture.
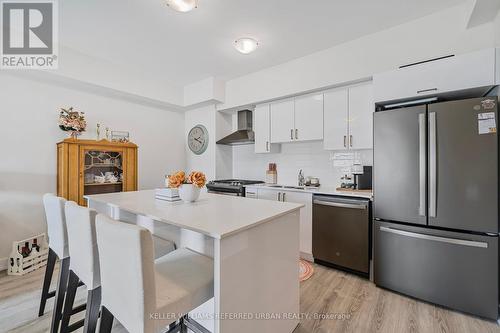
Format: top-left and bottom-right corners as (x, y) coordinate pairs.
(373, 48), (498, 103)
(323, 82), (373, 150)
(294, 93), (324, 141)
(348, 83), (374, 149)
(254, 104), (271, 153)
(270, 99), (295, 143)
(323, 88), (349, 150)
(270, 95), (324, 143)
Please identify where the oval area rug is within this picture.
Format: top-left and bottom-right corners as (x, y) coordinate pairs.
(299, 259), (314, 282)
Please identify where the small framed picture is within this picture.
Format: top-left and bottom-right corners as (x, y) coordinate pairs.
(111, 131), (130, 143)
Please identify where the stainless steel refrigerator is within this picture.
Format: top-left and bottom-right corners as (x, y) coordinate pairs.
(373, 97), (499, 320)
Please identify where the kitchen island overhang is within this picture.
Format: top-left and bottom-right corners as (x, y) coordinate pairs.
(85, 190), (303, 333)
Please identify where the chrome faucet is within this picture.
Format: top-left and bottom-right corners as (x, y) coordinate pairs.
(298, 169), (305, 187)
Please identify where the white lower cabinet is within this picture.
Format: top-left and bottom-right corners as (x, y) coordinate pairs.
(254, 188), (313, 257)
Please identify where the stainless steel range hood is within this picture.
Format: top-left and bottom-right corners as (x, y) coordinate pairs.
(216, 110), (255, 145)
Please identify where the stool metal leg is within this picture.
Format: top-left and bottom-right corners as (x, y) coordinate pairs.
(50, 256), (70, 333)
(184, 315), (212, 333)
(60, 270), (79, 333)
(38, 248), (57, 317)
(83, 287), (101, 333)
(99, 306), (114, 333)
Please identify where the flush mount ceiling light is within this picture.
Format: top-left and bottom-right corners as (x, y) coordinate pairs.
(165, 0), (198, 12)
(234, 37), (259, 54)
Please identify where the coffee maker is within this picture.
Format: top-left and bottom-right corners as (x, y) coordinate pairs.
(353, 165), (372, 190)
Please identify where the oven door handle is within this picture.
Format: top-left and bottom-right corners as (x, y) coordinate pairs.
(207, 190), (240, 196)
(313, 200), (367, 210)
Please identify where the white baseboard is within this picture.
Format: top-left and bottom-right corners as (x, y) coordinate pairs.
(0, 257), (8, 271)
(300, 252), (314, 262)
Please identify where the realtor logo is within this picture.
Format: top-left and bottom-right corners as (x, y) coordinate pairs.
(1, 0), (58, 69)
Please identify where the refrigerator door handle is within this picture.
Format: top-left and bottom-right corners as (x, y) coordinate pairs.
(380, 226), (488, 248)
(418, 113), (426, 216)
(429, 112), (437, 217)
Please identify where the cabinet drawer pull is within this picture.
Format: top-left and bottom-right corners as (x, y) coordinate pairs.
(343, 135), (346, 147)
(266, 141), (269, 151)
(282, 192), (286, 202)
(295, 129), (298, 140)
(350, 135), (353, 147)
(278, 192), (282, 201)
(290, 129), (293, 140)
(417, 88), (438, 94)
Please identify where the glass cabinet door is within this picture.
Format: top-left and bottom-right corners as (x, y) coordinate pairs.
(83, 149), (124, 196)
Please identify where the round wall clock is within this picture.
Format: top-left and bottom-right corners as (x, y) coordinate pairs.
(188, 124), (209, 155)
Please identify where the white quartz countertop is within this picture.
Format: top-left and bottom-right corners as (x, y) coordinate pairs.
(85, 190), (303, 239)
(245, 184), (373, 200)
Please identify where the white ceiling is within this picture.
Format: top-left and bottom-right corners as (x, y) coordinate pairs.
(61, 0), (465, 87)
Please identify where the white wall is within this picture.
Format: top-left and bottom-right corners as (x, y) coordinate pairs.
(219, 3), (498, 110)
(58, 46), (184, 107)
(232, 142), (372, 188)
(0, 74), (185, 263)
(496, 12), (500, 46)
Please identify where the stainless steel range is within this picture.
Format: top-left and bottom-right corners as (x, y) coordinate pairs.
(206, 179), (264, 196)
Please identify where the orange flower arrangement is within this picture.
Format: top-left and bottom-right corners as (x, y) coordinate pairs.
(188, 171), (206, 188)
(167, 171), (185, 188)
(167, 171), (206, 189)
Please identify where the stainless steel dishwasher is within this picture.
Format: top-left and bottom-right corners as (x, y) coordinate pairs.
(312, 195), (370, 275)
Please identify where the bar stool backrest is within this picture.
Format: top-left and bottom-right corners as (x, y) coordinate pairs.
(42, 194), (69, 259)
(65, 201), (100, 290)
(96, 214), (157, 333)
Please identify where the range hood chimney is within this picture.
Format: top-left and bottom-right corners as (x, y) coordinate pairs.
(216, 110), (255, 145)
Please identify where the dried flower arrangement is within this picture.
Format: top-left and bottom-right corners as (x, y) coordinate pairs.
(167, 171), (206, 188)
(58, 107), (87, 138)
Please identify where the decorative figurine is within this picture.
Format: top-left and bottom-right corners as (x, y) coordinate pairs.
(96, 123), (101, 140)
(105, 127), (110, 141)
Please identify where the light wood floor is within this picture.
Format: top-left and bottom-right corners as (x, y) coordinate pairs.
(1, 263), (499, 333)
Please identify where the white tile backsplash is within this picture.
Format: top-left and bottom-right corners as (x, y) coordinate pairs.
(232, 141), (372, 187)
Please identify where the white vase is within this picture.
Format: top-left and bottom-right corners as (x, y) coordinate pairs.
(178, 184), (201, 203)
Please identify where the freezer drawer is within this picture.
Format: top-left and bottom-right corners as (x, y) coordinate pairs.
(313, 196), (370, 274)
(374, 220), (498, 320)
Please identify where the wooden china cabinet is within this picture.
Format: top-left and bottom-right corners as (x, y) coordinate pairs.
(57, 139), (138, 206)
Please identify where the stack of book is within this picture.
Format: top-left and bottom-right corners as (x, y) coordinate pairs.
(155, 188), (180, 202)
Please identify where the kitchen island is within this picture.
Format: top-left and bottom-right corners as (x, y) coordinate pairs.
(85, 190), (303, 333)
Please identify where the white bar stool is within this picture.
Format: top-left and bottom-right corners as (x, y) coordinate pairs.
(95, 214), (214, 333)
(61, 201), (102, 333)
(40, 194), (71, 333)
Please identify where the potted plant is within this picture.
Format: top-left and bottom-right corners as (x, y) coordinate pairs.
(167, 171), (206, 202)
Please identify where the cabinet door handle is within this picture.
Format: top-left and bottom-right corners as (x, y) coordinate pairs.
(278, 192), (281, 201)
(282, 192), (286, 202)
(266, 141), (269, 151)
(290, 129), (294, 140)
(343, 135), (346, 148)
(350, 135), (353, 147)
(295, 129), (298, 140)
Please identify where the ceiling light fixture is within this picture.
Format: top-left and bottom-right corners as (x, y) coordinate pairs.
(234, 37), (259, 54)
(165, 0), (198, 12)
